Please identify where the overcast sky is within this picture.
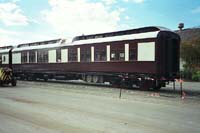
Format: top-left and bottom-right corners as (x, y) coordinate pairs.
(0, 0), (200, 46)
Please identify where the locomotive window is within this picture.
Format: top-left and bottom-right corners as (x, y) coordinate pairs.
(37, 50), (48, 63)
(56, 49), (61, 62)
(94, 46), (106, 61)
(68, 48), (77, 62)
(21, 52), (27, 63)
(29, 51), (36, 63)
(81, 48), (91, 62)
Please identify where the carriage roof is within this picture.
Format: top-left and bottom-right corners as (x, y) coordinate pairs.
(0, 46), (13, 54)
(12, 26), (170, 52)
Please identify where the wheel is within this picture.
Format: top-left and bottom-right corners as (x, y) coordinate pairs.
(43, 75), (48, 82)
(31, 76), (36, 81)
(153, 80), (163, 91)
(92, 75), (99, 83)
(44, 77), (48, 82)
(82, 74), (86, 81)
(99, 76), (104, 83)
(11, 79), (17, 86)
(139, 80), (150, 91)
(20, 75), (26, 80)
(27, 76), (32, 81)
(153, 85), (161, 91)
(86, 75), (92, 83)
(111, 78), (121, 88)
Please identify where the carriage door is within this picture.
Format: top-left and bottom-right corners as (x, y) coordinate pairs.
(165, 38), (180, 76)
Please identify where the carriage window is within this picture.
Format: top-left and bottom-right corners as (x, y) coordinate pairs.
(56, 49), (61, 62)
(37, 50), (48, 63)
(81, 47), (91, 62)
(94, 46), (106, 61)
(129, 49), (136, 60)
(29, 51), (36, 63)
(129, 43), (137, 61)
(110, 50), (125, 61)
(111, 53), (115, 58)
(3, 56), (6, 62)
(120, 53), (125, 58)
(21, 52), (27, 63)
(110, 44), (124, 61)
(68, 48), (77, 62)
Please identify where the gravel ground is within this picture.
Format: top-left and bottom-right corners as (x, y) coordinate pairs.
(0, 81), (200, 133)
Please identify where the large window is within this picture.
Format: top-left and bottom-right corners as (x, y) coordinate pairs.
(21, 52), (27, 63)
(29, 51), (36, 63)
(56, 49), (61, 62)
(137, 42), (155, 61)
(110, 44), (124, 61)
(94, 45), (106, 61)
(81, 47), (91, 62)
(37, 50), (48, 63)
(68, 47), (77, 62)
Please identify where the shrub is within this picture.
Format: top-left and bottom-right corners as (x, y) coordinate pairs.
(180, 69), (193, 79)
(192, 71), (200, 81)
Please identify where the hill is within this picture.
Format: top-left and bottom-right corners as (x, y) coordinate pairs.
(175, 27), (200, 41)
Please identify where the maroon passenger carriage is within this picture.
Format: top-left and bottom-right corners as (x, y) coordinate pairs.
(9, 26), (180, 90)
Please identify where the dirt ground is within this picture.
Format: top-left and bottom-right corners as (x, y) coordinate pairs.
(0, 81), (200, 133)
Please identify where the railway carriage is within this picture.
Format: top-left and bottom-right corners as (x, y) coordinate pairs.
(11, 26), (180, 90)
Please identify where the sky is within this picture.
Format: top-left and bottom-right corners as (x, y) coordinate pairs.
(0, 0), (200, 46)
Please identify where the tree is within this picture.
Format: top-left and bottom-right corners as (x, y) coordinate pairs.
(180, 36), (200, 70)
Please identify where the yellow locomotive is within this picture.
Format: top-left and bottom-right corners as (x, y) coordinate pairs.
(0, 46), (16, 86)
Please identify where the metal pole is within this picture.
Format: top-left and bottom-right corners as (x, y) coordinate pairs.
(119, 78), (124, 99)
(180, 79), (183, 97)
(180, 72), (183, 98)
(119, 88), (122, 99)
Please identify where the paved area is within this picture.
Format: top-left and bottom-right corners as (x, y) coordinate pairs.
(0, 81), (200, 133)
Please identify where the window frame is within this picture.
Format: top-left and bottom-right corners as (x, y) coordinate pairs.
(110, 43), (125, 61)
(68, 47), (77, 62)
(37, 50), (48, 63)
(29, 51), (36, 63)
(80, 46), (91, 62)
(94, 44), (107, 62)
(21, 51), (27, 64)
